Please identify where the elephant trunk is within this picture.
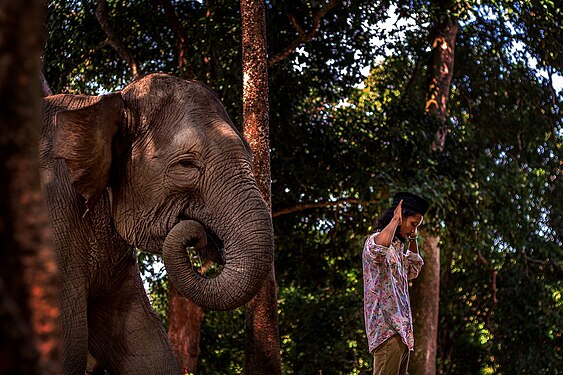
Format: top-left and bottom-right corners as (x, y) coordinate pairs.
(162, 207), (273, 311)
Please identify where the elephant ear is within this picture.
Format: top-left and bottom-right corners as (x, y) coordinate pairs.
(53, 93), (124, 210)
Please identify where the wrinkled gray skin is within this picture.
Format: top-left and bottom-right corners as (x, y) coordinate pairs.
(39, 73), (274, 375)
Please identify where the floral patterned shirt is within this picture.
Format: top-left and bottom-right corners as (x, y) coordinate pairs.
(362, 231), (424, 352)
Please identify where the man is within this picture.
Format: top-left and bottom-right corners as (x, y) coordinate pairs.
(363, 192), (429, 375)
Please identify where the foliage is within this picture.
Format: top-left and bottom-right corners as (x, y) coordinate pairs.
(137, 252), (170, 328)
(198, 309), (246, 374)
(44, 0), (561, 373)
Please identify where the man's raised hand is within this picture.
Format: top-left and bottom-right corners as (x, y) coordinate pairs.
(393, 199), (403, 225)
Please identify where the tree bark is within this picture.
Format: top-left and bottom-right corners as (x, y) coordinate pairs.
(0, 0), (61, 374)
(241, 1), (282, 374)
(410, 234), (441, 375)
(425, 13), (459, 152)
(168, 284), (205, 374)
(410, 3), (459, 374)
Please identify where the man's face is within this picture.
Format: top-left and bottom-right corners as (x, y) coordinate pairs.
(398, 213), (424, 239)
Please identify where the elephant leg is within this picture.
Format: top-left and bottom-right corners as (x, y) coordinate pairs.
(60, 279), (89, 375)
(87, 264), (180, 375)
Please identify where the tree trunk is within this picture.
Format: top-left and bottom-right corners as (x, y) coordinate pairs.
(241, 1), (282, 374)
(410, 3), (459, 374)
(425, 14), (459, 153)
(0, 0), (61, 374)
(410, 234), (441, 375)
(168, 284), (204, 374)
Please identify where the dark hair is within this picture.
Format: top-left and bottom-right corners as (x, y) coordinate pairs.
(375, 206), (419, 231)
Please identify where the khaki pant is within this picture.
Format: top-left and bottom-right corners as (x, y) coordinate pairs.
(372, 335), (410, 375)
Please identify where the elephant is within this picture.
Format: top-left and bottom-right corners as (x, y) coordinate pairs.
(39, 73), (274, 374)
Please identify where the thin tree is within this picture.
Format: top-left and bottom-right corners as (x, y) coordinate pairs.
(241, 0), (283, 373)
(168, 284), (205, 374)
(410, 1), (460, 374)
(0, 0), (61, 373)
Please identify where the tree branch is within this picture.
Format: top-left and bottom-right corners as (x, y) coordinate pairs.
(268, 0), (342, 68)
(477, 251), (498, 328)
(95, 0), (140, 78)
(272, 197), (377, 218)
(404, 53), (422, 97)
(40, 71), (52, 97)
(158, 0), (194, 78)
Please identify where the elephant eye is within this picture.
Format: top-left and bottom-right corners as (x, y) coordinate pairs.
(179, 159), (193, 168)
(177, 157), (202, 170)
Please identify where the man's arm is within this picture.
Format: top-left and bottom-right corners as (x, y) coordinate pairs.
(405, 237), (424, 279)
(374, 200), (402, 247)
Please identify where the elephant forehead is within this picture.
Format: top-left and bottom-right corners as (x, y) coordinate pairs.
(168, 117), (248, 155)
(148, 126), (207, 157)
(153, 125), (241, 154)
(137, 116), (249, 162)
(172, 126), (206, 147)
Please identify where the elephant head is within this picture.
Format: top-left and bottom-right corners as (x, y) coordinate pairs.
(53, 73), (274, 310)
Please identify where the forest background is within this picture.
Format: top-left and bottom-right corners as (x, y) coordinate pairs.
(36, 0), (562, 374)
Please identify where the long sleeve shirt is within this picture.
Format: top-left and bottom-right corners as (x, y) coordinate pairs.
(362, 231), (424, 352)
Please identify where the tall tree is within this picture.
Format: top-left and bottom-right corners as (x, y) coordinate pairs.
(410, 1), (460, 374)
(0, 0), (61, 373)
(241, 0), (282, 373)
